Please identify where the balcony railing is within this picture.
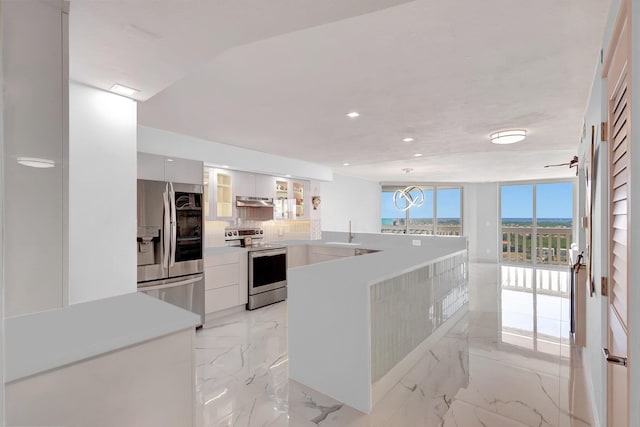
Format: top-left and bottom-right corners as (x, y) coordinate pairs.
(501, 226), (572, 265)
(501, 265), (570, 297)
(381, 224), (461, 236)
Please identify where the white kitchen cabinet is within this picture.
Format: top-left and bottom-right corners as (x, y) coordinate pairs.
(137, 152), (203, 185)
(137, 152), (166, 181)
(234, 171), (256, 197)
(164, 157), (203, 185)
(204, 252), (248, 313)
(272, 177), (310, 220)
(207, 168), (234, 220)
(287, 245), (308, 269)
(291, 180), (310, 220)
(274, 178), (291, 220)
(255, 174), (276, 199)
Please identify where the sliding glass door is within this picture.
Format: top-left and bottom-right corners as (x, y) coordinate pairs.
(501, 181), (573, 266)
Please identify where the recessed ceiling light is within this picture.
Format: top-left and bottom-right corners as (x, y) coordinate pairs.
(17, 157), (55, 168)
(110, 84), (139, 97)
(413, 153), (423, 157)
(403, 138), (415, 143)
(166, 158), (173, 162)
(490, 129), (526, 145)
(285, 174), (292, 178)
(346, 111), (360, 118)
(343, 163), (350, 166)
(222, 165), (229, 168)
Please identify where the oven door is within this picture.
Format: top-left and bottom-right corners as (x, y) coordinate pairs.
(249, 248), (287, 295)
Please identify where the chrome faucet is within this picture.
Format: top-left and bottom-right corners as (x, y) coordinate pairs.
(348, 220), (355, 243)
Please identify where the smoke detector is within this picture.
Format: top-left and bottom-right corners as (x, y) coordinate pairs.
(402, 168), (413, 174)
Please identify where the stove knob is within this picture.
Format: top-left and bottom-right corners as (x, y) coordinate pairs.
(259, 230), (264, 234)
(226, 231), (232, 237)
(233, 230), (239, 237)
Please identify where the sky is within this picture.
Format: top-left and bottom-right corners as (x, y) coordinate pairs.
(381, 183), (573, 220)
(501, 182), (573, 218)
(381, 188), (461, 218)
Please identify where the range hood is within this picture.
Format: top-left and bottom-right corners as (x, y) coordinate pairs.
(236, 196), (275, 208)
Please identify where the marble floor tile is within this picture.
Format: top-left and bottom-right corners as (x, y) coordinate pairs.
(195, 263), (593, 426)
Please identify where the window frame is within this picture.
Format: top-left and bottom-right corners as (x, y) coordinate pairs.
(380, 183), (463, 235)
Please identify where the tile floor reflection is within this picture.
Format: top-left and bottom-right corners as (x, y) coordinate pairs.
(195, 263), (592, 426)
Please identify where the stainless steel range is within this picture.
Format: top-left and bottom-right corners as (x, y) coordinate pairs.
(225, 227), (287, 310)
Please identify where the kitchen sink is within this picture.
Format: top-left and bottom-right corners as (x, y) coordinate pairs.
(325, 242), (361, 246)
(354, 248), (381, 256)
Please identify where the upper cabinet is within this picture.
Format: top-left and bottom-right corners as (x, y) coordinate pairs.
(273, 178), (309, 220)
(203, 167), (310, 221)
(165, 157), (203, 185)
(255, 174), (276, 199)
(137, 152), (203, 185)
(292, 181), (306, 220)
(214, 170), (233, 219)
(234, 172), (256, 197)
(274, 178), (290, 220)
(205, 167), (233, 220)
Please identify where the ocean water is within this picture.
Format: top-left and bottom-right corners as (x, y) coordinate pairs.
(502, 218), (572, 226)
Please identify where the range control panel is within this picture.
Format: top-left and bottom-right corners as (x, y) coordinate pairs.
(224, 227), (264, 243)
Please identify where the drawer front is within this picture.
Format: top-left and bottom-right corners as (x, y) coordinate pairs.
(204, 252), (243, 267)
(205, 263), (239, 290)
(205, 285), (240, 313)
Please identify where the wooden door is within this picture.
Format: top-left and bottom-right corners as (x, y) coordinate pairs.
(603, 1), (631, 425)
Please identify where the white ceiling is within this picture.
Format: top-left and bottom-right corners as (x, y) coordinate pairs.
(71, 0), (611, 183)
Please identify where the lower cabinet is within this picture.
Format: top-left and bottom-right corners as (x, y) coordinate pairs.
(204, 252), (248, 314)
(287, 245), (308, 269)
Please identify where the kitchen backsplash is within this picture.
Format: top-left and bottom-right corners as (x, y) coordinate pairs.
(204, 219), (312, 247)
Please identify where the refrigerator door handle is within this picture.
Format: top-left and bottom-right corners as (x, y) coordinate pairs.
(169, 182), (177, 267)
(162, 183), (171, 270)
(139, 276), (202, 291)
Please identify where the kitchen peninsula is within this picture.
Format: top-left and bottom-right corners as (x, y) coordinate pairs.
(286, 232), (468, 413)
(4, 293), (200, 426)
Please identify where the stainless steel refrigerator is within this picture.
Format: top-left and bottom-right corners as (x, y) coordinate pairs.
(136, 179), (204, 326)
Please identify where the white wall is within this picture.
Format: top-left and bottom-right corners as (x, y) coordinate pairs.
(577, 61), (608, 426)
(138, 125), (333, 182)
(463, 183), (499, 263)
(320, 173), (381, 233)
(2, 0), (67, 317)
(68, 82), (137, 304)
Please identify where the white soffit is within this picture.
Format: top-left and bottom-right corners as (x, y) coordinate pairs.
(68, 0), (415, 102)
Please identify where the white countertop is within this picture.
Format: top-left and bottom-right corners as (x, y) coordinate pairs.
(5, 292), (200, 383)
(295, 243), (465, 285)
(280, 233), (467, 285)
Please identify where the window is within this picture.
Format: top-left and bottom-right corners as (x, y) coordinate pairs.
(381, 185), (462, 235)
(500, 181), (574, 265)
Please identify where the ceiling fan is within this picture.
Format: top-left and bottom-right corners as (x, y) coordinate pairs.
(544, 155), (579, 175)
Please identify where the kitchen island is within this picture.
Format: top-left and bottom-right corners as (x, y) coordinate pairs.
(286, 232), (468, 413)
(4, 292), (200, 427)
